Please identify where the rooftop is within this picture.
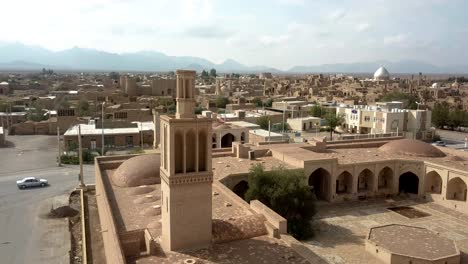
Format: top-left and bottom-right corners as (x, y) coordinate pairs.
(64, 121), (153, 136)
(226, 121), (260, 129)
(97, 155), (305, 263)
(368, 224), (459, 260)
(249, 129), (283, 138)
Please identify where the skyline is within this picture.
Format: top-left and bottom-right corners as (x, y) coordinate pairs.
(1, 0), (467, 70)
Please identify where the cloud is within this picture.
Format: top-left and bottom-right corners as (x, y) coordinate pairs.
(276, 0), (305, 6)
(356, 23), (370, 32)
(329, 9), (346, 21)
(259, 34), (290, 46)
(185, 25), (233, 39)
(384, 34), (407, 45)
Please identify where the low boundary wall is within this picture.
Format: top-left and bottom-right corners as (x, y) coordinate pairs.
(80, 189), (88, 264)
(95, 157), (126, 264)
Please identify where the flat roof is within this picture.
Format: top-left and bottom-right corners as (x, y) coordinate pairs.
(249, 129), (283, 137)
(368, 224), (459, 260)
(0, 112), (27, 116)
(226, 121), (260, 128)
(65, 124), (139, 136)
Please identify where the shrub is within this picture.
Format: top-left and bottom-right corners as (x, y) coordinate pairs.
(244, 164), (315, 239)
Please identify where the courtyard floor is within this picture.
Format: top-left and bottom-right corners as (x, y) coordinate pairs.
(305, 198), (468, 264)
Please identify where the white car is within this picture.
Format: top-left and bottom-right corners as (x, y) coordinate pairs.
(16, 177), (49, 189)
(432, 141), (446, 147)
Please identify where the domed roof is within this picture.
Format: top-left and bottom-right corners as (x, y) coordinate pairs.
(431, 83), (440, 89)
(112, 154), (161, 187)
(379, 139), (446, 158)
(374, 66), (390, 80)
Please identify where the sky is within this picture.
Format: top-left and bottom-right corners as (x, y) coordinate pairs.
(0, 0), (467, 70)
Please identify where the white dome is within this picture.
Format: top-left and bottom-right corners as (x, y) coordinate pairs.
(374, 66), (390, 80)
(431, 83), (440, 89)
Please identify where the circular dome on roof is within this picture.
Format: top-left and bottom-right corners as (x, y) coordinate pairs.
(374, 66), (390, 80)
(112, 154), (161, 187)
(431, 83), (440, 89)
(379, 139), (446, 158)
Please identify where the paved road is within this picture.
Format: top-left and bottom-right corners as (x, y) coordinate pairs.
(0, 135), (95, 264)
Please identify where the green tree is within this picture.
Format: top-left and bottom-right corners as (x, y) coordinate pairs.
(201, 70), (209, 79)
(109, 72), (120, 80)
(194, 106), (203, 115)
(380, 92), (418, 109)
(256, 115), (270, 130)
(324, 112), (344, 140)
(166, 104), (176, 114)
(431, 103), (450, 128)
(78, 98), (90, 116)
(245, 164), (316, 240)
(209, 68), (217, 77)
(448, 109), (465, 130)
(215, 96), (230, 109)
(263, 98), (273, 107)
(309, 105), (325, 118)
(252, 97), (263, 107)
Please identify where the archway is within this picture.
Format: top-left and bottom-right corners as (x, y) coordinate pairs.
(378, 167), (393, 190)
(240, 132), (246, 143)
(186, 130), (196, 173)
(308, 168), (331, 200)
(232, 180), (249, 199)
(212, 133), (217, 148)
(358, 169), (374, 192)
(447, 178), (467, 201)
(221, 133), (235, 148)
(336, 171), (353, 194)
(425, 171), (442, 194)
(399, 172), (419, 194)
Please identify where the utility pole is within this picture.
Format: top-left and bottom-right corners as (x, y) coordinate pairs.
(268, 119), (271, 144)
(57, 126), (61, 167)
(101, 102), (105, 156)
(140, 122), (144, 150)
(78, 125), (84, 187)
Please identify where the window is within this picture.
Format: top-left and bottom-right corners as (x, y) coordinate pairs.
(114, 112), (127, 119)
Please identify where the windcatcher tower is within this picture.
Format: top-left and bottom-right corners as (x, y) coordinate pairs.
(160, 70), (213, 251)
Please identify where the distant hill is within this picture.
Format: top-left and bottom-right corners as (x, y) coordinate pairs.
(0, 43), (277, 73)
(0, 42), (467, 74)
(289, 60), (468, 74)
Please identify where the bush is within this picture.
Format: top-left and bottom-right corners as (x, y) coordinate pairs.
(127, 148), (144, 154)
(61, 149), (96, 165)
(244, 164), (315, 240)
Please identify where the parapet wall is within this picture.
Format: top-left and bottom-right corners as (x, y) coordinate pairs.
(95, 157), (126, 264)
(250, 200), (287, 234)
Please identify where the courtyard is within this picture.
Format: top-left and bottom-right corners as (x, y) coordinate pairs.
(306, 198), (468, 264)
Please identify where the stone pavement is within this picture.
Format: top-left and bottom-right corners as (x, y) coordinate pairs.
(303, 198), (468, 264)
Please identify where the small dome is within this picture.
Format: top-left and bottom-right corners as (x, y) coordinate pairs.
(431, 83), (440, 89)
(379, 139), (446, 158)
(112, 154), (161, 187)
(374, 66), (390, 80)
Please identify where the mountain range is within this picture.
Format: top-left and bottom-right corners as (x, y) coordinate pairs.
(0, 42), (467, 74)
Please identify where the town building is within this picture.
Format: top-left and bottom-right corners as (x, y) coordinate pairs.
(287, 116), (321, 132)
(0, 81), (10, 95)
(336, 104), (432, 139)
(63, 121), (153, 150)
(0, 126), (4, 146)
